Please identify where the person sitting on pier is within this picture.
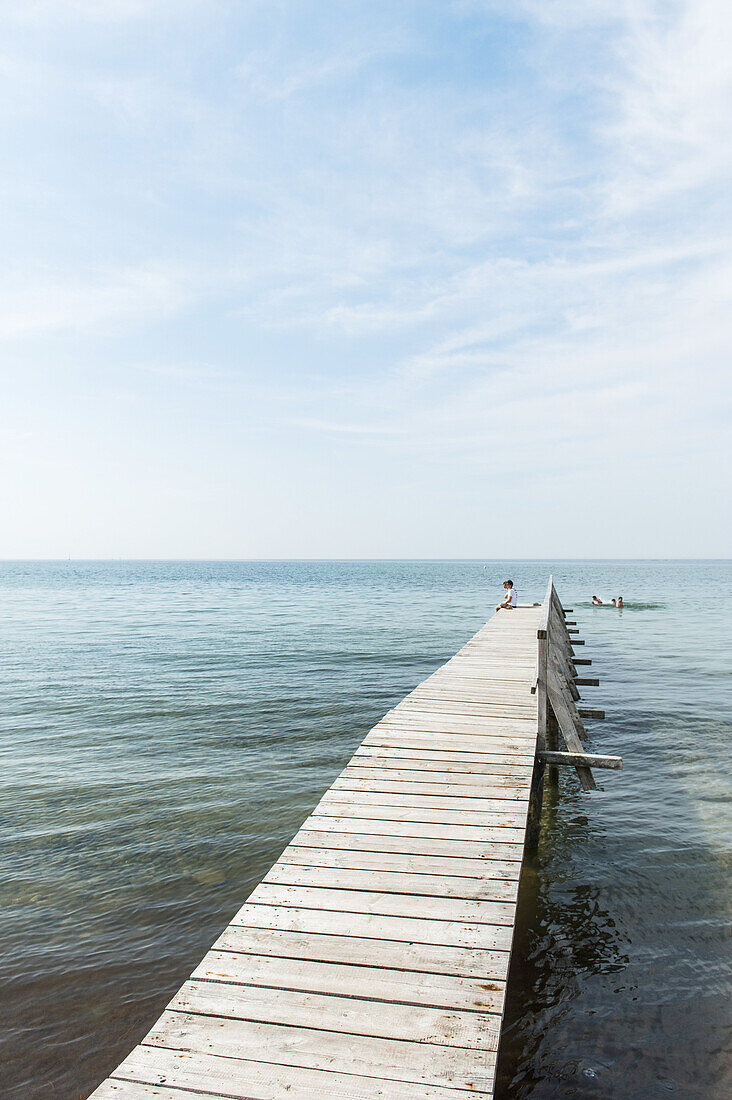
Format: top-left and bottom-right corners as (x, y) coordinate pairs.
(496, 579), (517, 611)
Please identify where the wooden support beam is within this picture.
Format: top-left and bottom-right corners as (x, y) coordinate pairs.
(565, 620), (576, 625)
(567, 628), (580, 635)
(547, 665), (595, 791)
(552, 647), (580, 700)
(550, 653), (585, 736)
(539, 751), (621, 770)
(547, 605), (581, 701)
(573, 657), (592, 665)
(578, 707), (605, 720)
(563, 608), (574, 613)
(575, 676), (599, 686)
(571, 639), (585, 645)
(549, 603), (574, 652)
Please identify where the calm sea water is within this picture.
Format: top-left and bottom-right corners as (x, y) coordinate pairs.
(1, 560), (730, 1099)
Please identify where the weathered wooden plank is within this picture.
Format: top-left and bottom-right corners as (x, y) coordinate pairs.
(372, 722), (536, 742)
(355, 743), (535, 765)
(378, 711), (537, 728)
(436, 667), (535, 678)
(329, 777), (531, 798)
(144, 1012), (497, 1093)
(111, 1044), (491, 1099)
(392, 702), (537, 718)
(89, 1082), (218, 1100)
(408, 685), (535, 699)
(396, 691), (537, 705)
(213, 924), (514, 978)
(248, 883), (516, 926)
(276, 845), (521, 882)
(321, 792), (529, 817)
(230, 902), (515, 951)
(329, 777), (530, 801)
(300, 813), (526, 843)
(372, 732), (537, 749)
(313, 799), (529, 828)
(341, 762), (535, 784)
(362, 742), (535, 763)
(350, 751), (535, 775)
(380, 711), (537, 727)
(290, 828), (524, 862)
(170, 979), (504, 1049)
(317, 800), (528, 829)
(264, 863), (520, 903)
(191, 949), (506, 1013)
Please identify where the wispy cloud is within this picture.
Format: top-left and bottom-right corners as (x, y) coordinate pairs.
(0, 0), (729, 555)
(0, 265), (191, 339)
(236, 39), (410, 102)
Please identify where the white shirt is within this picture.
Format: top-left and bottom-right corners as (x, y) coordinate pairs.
(508, 587), (517, 606)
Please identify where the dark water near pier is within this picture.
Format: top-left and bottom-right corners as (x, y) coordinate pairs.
(1, 560), (730, 1099)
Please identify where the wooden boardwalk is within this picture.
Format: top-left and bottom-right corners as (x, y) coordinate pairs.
(90, 591), (610, 1100)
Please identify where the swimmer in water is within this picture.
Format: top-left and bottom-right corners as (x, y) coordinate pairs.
(592, 595), (602, 605)
(617, 595), (623, 608)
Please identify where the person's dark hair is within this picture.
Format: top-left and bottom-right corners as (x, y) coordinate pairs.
(504, 579), (513, 587)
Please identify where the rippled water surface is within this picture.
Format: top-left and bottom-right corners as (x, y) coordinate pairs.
(1, 560), (730, 1098)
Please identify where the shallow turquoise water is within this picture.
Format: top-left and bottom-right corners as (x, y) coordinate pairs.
(1, 560), (730, 1098)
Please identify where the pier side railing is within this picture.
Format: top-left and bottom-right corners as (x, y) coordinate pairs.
(528, 576), (622, 843)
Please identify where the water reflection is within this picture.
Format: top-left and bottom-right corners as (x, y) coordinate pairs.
(496, 781), (631, 1098)
(495, 753), (732, 1099)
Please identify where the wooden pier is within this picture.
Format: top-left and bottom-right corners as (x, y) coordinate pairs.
(90, 578), (619, 1100)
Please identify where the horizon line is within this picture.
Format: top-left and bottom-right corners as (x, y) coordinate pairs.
(1, 557), (730, 564)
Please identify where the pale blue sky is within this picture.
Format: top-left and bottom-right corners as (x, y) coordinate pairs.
(2, 0), (730, 558)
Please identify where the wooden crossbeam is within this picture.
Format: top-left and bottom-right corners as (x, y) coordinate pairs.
(539, 751), (621, 770)
(577, 707), (605, 720)
(575, 676), (599, 686)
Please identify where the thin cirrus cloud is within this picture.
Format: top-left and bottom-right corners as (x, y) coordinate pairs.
(0, 0), (730, 557)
